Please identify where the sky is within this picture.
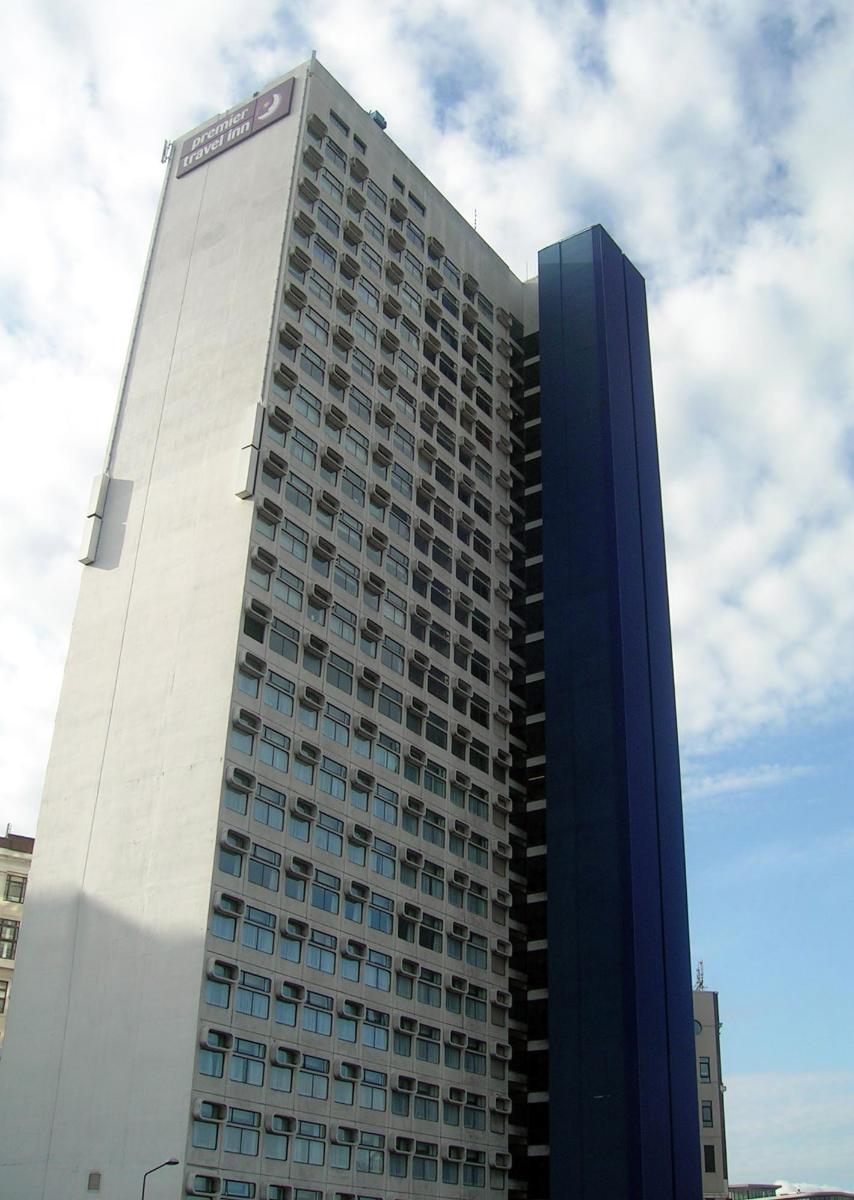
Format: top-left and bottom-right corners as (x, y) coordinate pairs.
(1, 0), (853, 1188)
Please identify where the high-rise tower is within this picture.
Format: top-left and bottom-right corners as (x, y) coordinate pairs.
(0, 58), (700, 1200)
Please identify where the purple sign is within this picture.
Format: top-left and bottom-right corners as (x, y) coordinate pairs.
(176, 78), (296, 178)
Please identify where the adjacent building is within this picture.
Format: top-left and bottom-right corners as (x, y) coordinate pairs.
(0, 829), (34, 1053)
(693, 987), (728, 1198)
(0, 58), (700, 1200)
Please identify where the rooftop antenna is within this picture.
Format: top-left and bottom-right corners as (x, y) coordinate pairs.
(694, 960), (705, 991)
(474, 208), (477, 231)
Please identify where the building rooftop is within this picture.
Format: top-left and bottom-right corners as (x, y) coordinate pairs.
(0, 833), (34, 854)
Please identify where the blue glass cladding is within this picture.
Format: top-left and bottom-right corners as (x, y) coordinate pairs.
(538, 226), (700, 1200)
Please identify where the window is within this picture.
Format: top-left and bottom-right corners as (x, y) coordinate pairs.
(352, 346), (374, 384)
(334, 556), (360, 597)
(390, 462), (412, 499)
(0, 979), (10, 1014)
(311, 869), (341, 913)
(417, 967), (442, 1007)
(236, 970), (271, 1019)
(4, 875), (26, 903)
(248, 843), (280, 891)
(254, 781), (285, 830)
(263, 670), (294, 718)
(315, 810), (344, 857)
(703, 1144), (716, 1173)
(300, 345), (326, 386)
(367, 890), (394, 934)
(401, 281), (421, 315)
(285, 472), (313, 516)
(464, 1040), (486, 1075)
(349, 384), (372, 425)
(192, 1101), (223, 1150)
(356, 1131), (385, 1174)
(342, 466), (366, 507)
(383, 590), (406, 629)
(364, 210), (384, 243)
(229, 725), (253, 756)
(326, 652), (354, 696)
(367, 180), (387, 211)
(294, 1120), (327, 1165)
(399, 349), (417, 383)
(378, 683), (402, 723)
(389, 504), (410, 541)
(702, 1100), (714, 1127)
(259, 725), (290, 773)
(190, 1177), (218, 1196)
(269, 616), (299, 662)
(372, 786), (398, 827)
(416, 1024), (440, 1063)
(269, 1045), (297, 1095)
(304, 305), (329, 345)
(386, 545), (409, 584)
(308, 268), (333, 307)
(467, 933), (488, 969)
(212, 895), (239, 942)
(242, 906), (276, 955)
(230, 1038), (265, 1086)
(298, 1053), (331, 1098)
(264, 1114), (290, 1162)
(360, 1068), (388, 1111)
(223, 1182), (255, 1198)
(370, 837), (396, 879)
(224, 1107), (260, 1156)
(295, 385), (322, 427)
(363, 948), (391, 991)
(273, 565), (303, 612)
(0, 919), (19, 960)
(302, 991), (334, 1038)
(338, 511), (363, 550)
(375, 731), (400, 773)
(318, 757), (347, 803)
(321, 702), (350, 748)
(381, 635), (404, 676)
(356, 278), (379, 312)
(413, 1142), (438, 1181)
(199, 1031), (227, 1078)
(699, 1056), (711, 1081)
(361, 242), (382, 277)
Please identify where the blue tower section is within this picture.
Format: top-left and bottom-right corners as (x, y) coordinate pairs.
(537, 226), (700, 1199)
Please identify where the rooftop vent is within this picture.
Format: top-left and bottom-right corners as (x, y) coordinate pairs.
(369, 110), (387, 130)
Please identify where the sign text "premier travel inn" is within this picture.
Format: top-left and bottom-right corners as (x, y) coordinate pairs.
(176, 78), (296, 178)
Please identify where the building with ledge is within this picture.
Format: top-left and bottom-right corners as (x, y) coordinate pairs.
(0, 58), (700, 1200)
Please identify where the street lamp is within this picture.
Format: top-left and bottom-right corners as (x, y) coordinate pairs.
(141, 1158), (180, 1200)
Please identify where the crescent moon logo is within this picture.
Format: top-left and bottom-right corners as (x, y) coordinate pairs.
(257, 92), (281, 121)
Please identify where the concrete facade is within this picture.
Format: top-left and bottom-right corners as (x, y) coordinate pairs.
(0, 58), (699, 1200)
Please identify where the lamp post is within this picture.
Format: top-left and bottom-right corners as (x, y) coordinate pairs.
(141, 1158), (180, 1200)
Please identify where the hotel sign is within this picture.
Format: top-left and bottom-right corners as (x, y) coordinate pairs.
(176, 78), (296, 178)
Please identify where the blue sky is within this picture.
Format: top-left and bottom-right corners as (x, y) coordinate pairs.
(2, 0), (853, 1188)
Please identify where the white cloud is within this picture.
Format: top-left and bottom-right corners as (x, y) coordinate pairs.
(725, 1071), (854, 1188)
(2, 1), (854, 830)
(682, 762), (815, 809)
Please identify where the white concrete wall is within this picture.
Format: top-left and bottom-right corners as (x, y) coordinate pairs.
(0, 63), (309, 1200)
